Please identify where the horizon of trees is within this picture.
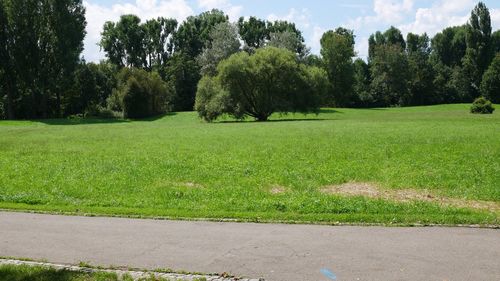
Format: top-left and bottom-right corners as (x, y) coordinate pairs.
(1, 1), (499, 120)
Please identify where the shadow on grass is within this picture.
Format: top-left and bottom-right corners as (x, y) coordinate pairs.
(212, 110), (344, 124)
(362, 107), (389, 111)
(319, 108), (343, 114)
(216, 118), (333, 124)
(36, 112), (176, 125)
(321, 108), (388, 112)
(132, 112), (177, 122)
(38, 118), (129, 126)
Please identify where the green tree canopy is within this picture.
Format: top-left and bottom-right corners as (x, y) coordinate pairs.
(0, 0), (86, 119)
(165, 53), (201, 111)
(480, 53), (500, 103)
(169, 9), (228, 110)
(195, 47), (327, 121)
(0, 0), (13, 119)
(237, 16), (268, 50)
(491, 30), (500, 54)
(370, 44), (410, 106)
(100, 15), (177, 69)
(237, 17), (307, 56)
(173, 9), (228, 58)
(406, 33), (436, 105)
(143, 18), (178, 69)
(352, 58), (372, 107)
(368, 26), (405, 61)
(196, 22), (240, 76)
(320, 28), (356, 106)
(462, 1), (492, 98)
(431, 26), (467, 67)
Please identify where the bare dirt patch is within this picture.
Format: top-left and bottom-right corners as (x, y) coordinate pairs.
(269, 185), (288, 195)
(183, 182), (204, 189)
(321, 182), (500, 212)
(152, 180), (204, 189)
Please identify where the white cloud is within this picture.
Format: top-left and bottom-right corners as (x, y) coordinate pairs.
(355, 36), (370, 59)
(267, 8), (312, 29)
(346, 0), (414, 30)
(83, 0), (193, 62)
(198, 0), (224, 7)
(197, 0), (243, 21)
(373, 0), (413, 22)
(339, 3), (370, 10)
(267, 8), (325, 54)
(343, 0), (500, 60)
(398, 1), (500, 37)
(488, 8), (500, 31)
(310, 25), (326, 54)
(398, 0), (474, 36)
(343, 1), (415, 59)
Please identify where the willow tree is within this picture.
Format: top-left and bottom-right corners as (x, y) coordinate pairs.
(195, 47), (328, 122)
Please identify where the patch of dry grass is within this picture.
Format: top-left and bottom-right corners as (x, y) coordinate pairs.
(321, 182), (500, 212)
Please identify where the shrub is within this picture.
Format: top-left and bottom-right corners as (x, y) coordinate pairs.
(106, 88), (124, 112)
(194, 76), (236, 122)
(470, 97), (495, 114)
(123, 77), (151, 118)
(84, 104), (122, 119)
(113, 68), (175, 119)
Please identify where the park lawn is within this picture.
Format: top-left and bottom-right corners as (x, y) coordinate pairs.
(0, 104), (499, 225)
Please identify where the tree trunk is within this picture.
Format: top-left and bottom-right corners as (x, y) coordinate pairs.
(256, 113), (269, 122)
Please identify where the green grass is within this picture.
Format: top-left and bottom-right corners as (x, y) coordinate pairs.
(0, 104), (499, 225)
(0, 264), (184, 281)
(0, 264), (120, 281)
(0, 263), (208, 281)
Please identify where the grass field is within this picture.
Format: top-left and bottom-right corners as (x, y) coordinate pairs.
(0, 104), (499, 225)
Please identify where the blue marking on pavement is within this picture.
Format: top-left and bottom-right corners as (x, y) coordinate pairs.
(321, 268), (337, 280)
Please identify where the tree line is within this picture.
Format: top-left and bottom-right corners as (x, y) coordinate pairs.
(344, 2), (500, 108)
(0, 1), (499, 120)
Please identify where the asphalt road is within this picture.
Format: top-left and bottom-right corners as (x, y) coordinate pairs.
(0, 212), (499, 281)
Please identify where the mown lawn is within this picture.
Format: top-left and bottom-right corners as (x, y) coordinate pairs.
(0, 104), (499, 225)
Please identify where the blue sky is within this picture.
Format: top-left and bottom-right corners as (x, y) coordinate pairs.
(83, 0), (500, 62)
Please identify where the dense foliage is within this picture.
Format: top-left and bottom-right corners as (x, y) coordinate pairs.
(195, 47), (328, 121)
(66, 61), (118, 116)
(100, 15), (177, 69)
(0, 0), (86, 119)
(110, 68), (174, 118)
(196, 22), (241, 76)
(1, 1), (499, 120)
(320, 28), (356, 106)
(345, 2), (499, 108)
(480, 53), (500, 103)
(470, 96), (495, 114)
